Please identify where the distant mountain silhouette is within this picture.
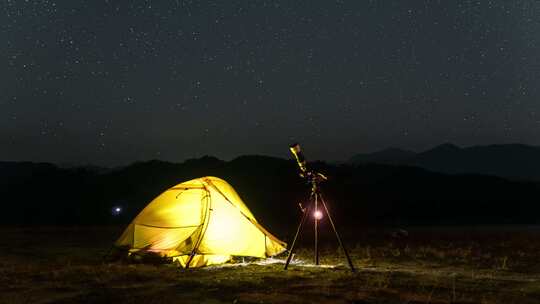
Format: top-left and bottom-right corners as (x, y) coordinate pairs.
(349, 143), (540, 181)
(349, 148), (416, 165)
(2, 154), (540, 230)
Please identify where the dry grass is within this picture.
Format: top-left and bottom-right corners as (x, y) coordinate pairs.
(0, 226), (539, 304)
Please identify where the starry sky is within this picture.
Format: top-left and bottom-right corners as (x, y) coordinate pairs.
(1, 1), (540, 166)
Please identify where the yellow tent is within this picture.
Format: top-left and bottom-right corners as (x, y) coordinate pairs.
(115, 176), (286, 267)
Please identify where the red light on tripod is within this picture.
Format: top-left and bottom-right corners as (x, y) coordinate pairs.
(313, 210), (323, 220)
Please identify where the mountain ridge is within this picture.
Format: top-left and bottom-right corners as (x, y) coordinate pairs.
(349, 143), (540, 181)
(2, 153), (540, 228)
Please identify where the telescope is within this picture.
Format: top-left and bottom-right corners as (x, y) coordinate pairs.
(289, 143), (327, 183)
(289, 143), (308, 175)
(284, 143), (355, 272)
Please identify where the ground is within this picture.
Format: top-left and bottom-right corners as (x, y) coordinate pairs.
(1, 226), (539, 304)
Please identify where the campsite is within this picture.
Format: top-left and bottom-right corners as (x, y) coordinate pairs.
(4, 1), (540, 303)
(2, 155), (540, 303)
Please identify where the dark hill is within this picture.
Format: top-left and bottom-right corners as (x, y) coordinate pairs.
(349, 143), (540, 181)
(349, 148), (416, 165)
(2, 156), (540, 234)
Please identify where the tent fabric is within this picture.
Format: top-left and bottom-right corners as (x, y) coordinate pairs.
(115, 176), (286, 267)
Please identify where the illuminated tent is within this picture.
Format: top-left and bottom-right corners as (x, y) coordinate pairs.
(115, 176), (286, 267)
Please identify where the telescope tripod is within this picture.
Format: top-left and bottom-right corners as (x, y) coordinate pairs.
(284, 180), (355, 272)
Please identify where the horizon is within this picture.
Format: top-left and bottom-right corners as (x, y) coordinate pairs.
(3, 141), (539, 168)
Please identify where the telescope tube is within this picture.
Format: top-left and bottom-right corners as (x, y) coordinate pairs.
(289, 143), (308, 174)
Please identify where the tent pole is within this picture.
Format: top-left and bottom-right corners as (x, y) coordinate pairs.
(185, 252), (196, 269)
(284, 203), (312, 270)
(185, 187), (212, 269)
(318, 192), (355, 272)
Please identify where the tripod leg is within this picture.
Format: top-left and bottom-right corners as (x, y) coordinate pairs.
(284, 203), (312, 270)
(319, 193), (356, 272)
(314, 193), (319, 265)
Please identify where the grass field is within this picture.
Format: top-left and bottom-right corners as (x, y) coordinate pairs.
(1, 226), (539, 304)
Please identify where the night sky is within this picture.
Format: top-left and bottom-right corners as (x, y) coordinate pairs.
(2, 1), (539, 166)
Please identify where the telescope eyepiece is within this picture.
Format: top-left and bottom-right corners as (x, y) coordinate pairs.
(289, 143), (301, 153)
